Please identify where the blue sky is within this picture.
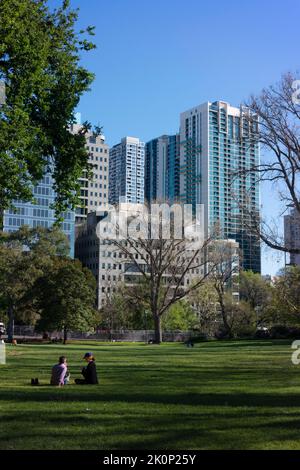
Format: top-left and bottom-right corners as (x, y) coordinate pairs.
(51, 0), (300, 274)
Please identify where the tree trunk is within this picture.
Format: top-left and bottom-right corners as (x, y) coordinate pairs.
(153, 314), (162, 344)
(63, 327), (68, 345)
(217, 289), (233, 338)
(7, 304), (14, 343)
(219, 301), (233, 338)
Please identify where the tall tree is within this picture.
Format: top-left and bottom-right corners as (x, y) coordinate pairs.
(0, 226), (70, 341)
(239, 270), (272, 325)
(223, 298), (257, 339)
(0, 0), (96, 223)
(100, 281), (151, 331)
(240, 72), (300, 255)
(0, 224), (70, 256)
(209, 241), (240, 338)
(0, 247), (40, 341)
(34, 258), (98, 343)
(104, 203), (217, 344)
(189, 280), (219, 336)
(270, 266), (300, 323)
(162, 301), (197, 331)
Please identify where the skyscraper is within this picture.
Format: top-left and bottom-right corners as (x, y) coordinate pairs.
(3, 172), (75, 257)
(145, 134), (180, 204)
(180, 101), (261, 273)
(71, 124), (109, 225)
(109, 137), (145, 205)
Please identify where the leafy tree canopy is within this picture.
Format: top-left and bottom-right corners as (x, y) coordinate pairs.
(0, 226), (70, 337)
(35, 257), (98, 342)
(0, 0), (96, 219)
(239, 271), (271, 309)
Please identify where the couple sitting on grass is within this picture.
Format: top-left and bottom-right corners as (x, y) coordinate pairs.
(50, 352), (98, 386)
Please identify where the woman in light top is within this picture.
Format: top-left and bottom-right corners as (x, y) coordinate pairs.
(50, 356), (69, 386)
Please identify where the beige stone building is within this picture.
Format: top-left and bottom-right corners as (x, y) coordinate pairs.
(71, 123), (109, 225)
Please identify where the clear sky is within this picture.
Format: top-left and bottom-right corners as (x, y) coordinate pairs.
(51, 0), (300, 275)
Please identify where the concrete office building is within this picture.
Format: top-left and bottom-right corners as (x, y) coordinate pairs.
(75, 208), (207, 308)
(71, 124), (109, 225)
(75, 206), (240, 309)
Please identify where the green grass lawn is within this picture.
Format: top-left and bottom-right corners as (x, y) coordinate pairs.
(0, 339), (300, 450)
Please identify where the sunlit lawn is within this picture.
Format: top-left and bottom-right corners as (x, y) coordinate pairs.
(0, 339), (299, 450)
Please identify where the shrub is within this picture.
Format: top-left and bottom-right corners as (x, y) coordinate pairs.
(269, 325), (300, 339)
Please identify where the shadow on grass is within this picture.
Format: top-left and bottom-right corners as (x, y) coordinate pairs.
(1, 388), (300, 408)
(1, 407), (300, 450)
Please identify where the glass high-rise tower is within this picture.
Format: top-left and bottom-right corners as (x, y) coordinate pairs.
(180, 101), (261, 273)
(145, 134), (180, 204)
(3, 172), (75, 257)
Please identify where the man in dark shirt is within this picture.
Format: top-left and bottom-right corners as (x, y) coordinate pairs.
(75, 352), (98, 385)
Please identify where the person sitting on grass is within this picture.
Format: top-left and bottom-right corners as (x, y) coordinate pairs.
(50, 356), (69, 386)
(75, 352), (98, 385)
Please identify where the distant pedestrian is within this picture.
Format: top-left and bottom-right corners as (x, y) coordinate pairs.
(75, 352), (98, 385)
(50, 356), (68, 386)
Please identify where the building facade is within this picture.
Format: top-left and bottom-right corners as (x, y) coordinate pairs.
(109, 137), (145, 205)
(145, 134), (180, 204)
(75, 211), (145, 308)
(75, 207), (240, 309)
(284, 207), (300, 266)
(71, 124), (109, 225)
(179, 101), (261, 273)
(3, 172), (75, 257)
(75, 209), (208, 308)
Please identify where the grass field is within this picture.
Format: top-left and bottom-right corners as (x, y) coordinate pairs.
(0, 339), (300, 450)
